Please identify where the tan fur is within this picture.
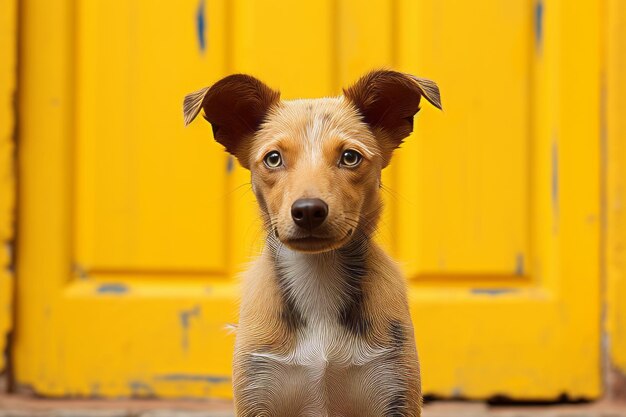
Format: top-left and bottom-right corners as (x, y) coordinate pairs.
(184, 70), (441, 416)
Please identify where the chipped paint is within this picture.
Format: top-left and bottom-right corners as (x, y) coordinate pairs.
(179, 305), (201, 351)
(534, 0), (544, 50)
(156, 373), (231, 384)
(90, 382), (101, 396)
(471, 288), (517, 296)
(96, 283), (128, 294)
(4, 242), (13, 273)
(195, 0), (206, 52)
(73, 263), (89, 280)
(128, 380), (155, 397)
(552, 140), (559, 233)
(515, 253), (525, 276)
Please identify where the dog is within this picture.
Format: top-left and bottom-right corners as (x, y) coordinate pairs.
(184, 70), (441, 417)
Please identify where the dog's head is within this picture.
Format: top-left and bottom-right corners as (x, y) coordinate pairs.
(184, 70), (441, 253)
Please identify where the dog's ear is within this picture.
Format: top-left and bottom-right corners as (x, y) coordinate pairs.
(183, 74), (281, 169)
(343, 70), (441, 154)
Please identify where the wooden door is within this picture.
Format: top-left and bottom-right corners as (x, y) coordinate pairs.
(15, 0), (601, 400)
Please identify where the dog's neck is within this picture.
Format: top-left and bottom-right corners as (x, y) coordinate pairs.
(266, 231), (371, 335)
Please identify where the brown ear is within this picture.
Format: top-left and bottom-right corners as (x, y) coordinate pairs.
(343, 70), (441, 148)
(183, 74), (280, 168)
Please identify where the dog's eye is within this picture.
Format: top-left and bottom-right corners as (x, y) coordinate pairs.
(340, 149), (362, 167)
(263, 151), (283, 168)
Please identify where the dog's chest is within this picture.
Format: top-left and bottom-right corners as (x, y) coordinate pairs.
(287, 316), (385, 369)
(267, 248), (389, 373)
(244, 249), (404, 416)
(268, 249), (383, 362)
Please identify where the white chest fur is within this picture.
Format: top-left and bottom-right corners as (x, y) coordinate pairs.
(254, 248), (390, 376)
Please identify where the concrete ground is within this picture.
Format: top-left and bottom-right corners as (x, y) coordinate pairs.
(0, 396), (625, 417)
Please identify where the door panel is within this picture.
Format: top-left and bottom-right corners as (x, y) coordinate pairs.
(75, 0), (230, 272)
(398, 0), (531, 276)
(16, 0), (601, 400)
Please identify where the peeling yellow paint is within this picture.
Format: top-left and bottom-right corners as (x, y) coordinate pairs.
(0, 0), (16, 373)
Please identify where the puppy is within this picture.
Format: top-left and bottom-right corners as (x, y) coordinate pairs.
(184, 70), (441, 417)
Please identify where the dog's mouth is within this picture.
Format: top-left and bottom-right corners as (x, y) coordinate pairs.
(279, 228), (354, 253)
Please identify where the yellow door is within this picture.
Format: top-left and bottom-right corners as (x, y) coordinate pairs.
(16, 0), (601, 400)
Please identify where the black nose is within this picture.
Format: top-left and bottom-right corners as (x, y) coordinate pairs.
(291, 198), (328, 230)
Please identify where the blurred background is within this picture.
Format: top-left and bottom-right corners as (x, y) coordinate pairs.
(1, 0), (626, 412)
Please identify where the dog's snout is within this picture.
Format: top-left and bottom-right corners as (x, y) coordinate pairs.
(291, 198), (328, 230)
